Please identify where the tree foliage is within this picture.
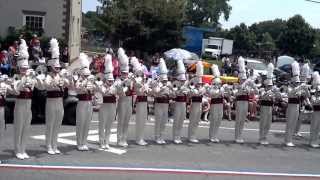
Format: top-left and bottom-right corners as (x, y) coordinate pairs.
(185, 0), (232, 28)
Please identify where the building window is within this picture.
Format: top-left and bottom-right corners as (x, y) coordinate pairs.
(23, 15), (45, 31)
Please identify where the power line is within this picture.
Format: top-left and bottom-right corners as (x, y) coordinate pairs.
(305, 0), (320, 3)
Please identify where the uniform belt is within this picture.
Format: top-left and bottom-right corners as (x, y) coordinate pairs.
(211, 98), (223, 104)
(236, 95), (249, 101)
(78, 94), (92, 101)
(0, 98), (5, 106)
(155, 97), (169, 104)
(136, 96), (148, 102)
(260, 100), (273, 106)
(93, 108), (100, 112)
(191, 96), (202, 103)
(47, 91), (63, 98)
(313, 105), (320, 111)
(288, 98), (300, 104)
(17, 91), (33, 99)
(175, 96), (187, 102)
(103, 96), (116, 103)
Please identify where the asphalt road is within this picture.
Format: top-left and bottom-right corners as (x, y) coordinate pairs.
(0, 113), (320, 180)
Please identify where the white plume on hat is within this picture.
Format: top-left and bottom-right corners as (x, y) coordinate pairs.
(196, 61), (204, 83)
(265, 63), (274, 86)
(117, 47), (129, 73)
(17, 39), (29, 68)
(104, 54), (114, 80)
(176, 59), (186, 81)
(291, 61), (300, 82)
(131, 56), (143, 75)
(48, 38), (61, 67)
(238, 56), (247, 80)
(301, 63), (310, 82)
(211, 64), (221, 84)
(159, 58), (168, 81)
(312, 71), (320, 86)
(79, 53), (91, 76)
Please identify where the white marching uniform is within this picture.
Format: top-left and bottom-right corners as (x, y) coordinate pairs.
(116, 77), (133, 147)
(98, 82), (117, 149)
(310, 95), (320, 147)
(75, 76), (95, 151)
(134, 78), (150, 145)
(172, 81), (189, 144)
(44, 73), (69, 154)
(188, 84), (205, 143)
(207, 85), (224, 142)
(152, 80), (172, 144)
(285, 84), (309, 147)
(14, 72), (45, 159)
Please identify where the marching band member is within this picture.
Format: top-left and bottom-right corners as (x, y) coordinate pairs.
(14, 39), (45, 159)
(258, 63), (280, 145)
(75, 53), (95, 151)
(285, 61), (310, 147)
(187, 61), (205, 143)
(132, 57), (150, 146)
(0, 75), (15, 140)
(310, 72), (320, 148)
(151, 58), (171, 144)
(294, 62), (311, 137)
(207, 64), (224, 143)
(172, 59), (189, 144)
(234, 56), (258, 143)
(116, 48), (133, 147)
(44, 38), (69, 154)
(98, 53), (117, 149)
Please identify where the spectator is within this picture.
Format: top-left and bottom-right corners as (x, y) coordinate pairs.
(0, 50), (11, 75)
(112, 52), (120, 78)
(31, 39), (43, 64)
(61, 47), (69, 67)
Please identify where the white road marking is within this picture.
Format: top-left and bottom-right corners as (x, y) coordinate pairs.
(31, 129), (126, 155)
(0, 164), (320, 178)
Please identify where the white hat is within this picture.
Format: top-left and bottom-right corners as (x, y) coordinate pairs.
(291, 61), (300, 83)
(159, 58), (168, 81)
(78, 53), (91, 76)
(196, 61), (203, 83)
(265, 63), (274, 86)
(17, 39), (29, 68)
(238, 56), (247, 80)
(117, 48), (129, 73)
(104, 54), (114, 80)
(211, 64), (221, 84)
(48, 38), (61, 67)
(82, 68), (91, 76)
(131, 56), (143, 75)
(176, 59), (186, 81)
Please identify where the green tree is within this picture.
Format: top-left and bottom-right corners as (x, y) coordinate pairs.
(261, 32), (276, 51)
(226, 23), (256, 55)
(278, 15), (316, 56)
(185, 0), (232, 28)
(310, 29), (320, 58)
(99, 0), (186, 53)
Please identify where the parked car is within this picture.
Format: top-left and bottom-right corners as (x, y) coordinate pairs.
(245, 58), (267, 77)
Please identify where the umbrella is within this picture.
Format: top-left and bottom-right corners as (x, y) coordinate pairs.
(277, 55), (295, 68)
(164, 48), (198, 61)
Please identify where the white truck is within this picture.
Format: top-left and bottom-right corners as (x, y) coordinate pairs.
(202, 37), (233, 58)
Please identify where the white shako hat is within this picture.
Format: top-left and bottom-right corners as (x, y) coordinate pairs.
(48, 38), (61, 68)
(104, 53), (114, 81)
(159, 58), (168, 81)
(238, 56), (247, 80)
(301, 63), (310, 82)
(176, 59), (186, 81)
(17, 39), (29, 68)
(291, 61), (300, 83)
(265, 63), (274, 86)
(117, 47), (129, 73)
(131, 56), (144, 76)
(79, 53), (91, 76)
(196, 61), (204, 83)
(211, 64), (221, 84)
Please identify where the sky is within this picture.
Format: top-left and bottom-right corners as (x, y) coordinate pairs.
(82, 0), (320, 29)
